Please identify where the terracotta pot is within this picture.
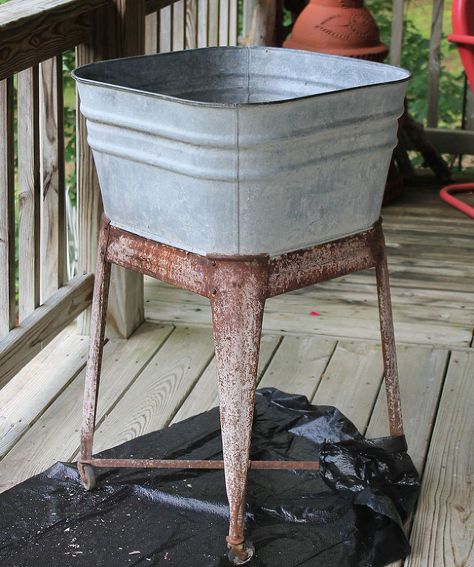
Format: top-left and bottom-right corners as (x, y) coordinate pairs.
(284, 0), (388, 62)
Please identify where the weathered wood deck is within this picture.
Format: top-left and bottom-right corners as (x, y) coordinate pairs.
(0, 182), (473, 566)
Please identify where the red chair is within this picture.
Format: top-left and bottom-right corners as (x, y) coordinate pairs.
(440, 0), (474, 218)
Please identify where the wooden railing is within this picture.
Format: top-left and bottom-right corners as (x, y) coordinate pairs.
(390, 0), (474, 154)
(0, 0), (472, 389)
(0, 0), (243, 389)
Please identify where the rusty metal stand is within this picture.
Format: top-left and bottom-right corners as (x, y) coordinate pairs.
(78, 214), (403, 564)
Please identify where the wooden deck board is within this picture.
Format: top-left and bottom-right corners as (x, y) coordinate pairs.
(92, 326), (215, 452)
(171, 333), (282, 424)
(258, 335), (336, 398)
(0, 327), (88, 458)
(366, 344), (449, 472)
(404, 351), (474, 567)
(0, 184), (472, 564)
(144, 185), (474, 348)
(145, 284), (473, 346)
(311, 340), (384, 433)
(369, 345), (451, 567)
(0, 323), (173, 492)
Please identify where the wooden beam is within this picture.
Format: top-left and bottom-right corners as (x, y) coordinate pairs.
(0, 0), (104, 28)
(405, 127), (474, 155)
(0, 274), (94, 390)
(145, 0), (180, 13)
(0, 78), (15, 339)
(0, 0), (108, 81)
(76, 0), (146, 338)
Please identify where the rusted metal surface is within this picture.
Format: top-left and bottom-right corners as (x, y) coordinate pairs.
(78, 217), (403, 558)
(83, 458), (321, 470)
(209, 258), (269, 547)
(106, 223), (210, 297)
(374, 230), (404, 437)
(79, 215), (112, 470)
(227, 539), (255, 564)
(267, 221), (381, 297)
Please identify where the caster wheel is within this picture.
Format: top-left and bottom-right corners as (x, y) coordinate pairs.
(228, 541), (255, 565)
(79, 463), (96, 491)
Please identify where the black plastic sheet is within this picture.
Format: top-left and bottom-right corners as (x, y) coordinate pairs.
(0, 388), (420, 566)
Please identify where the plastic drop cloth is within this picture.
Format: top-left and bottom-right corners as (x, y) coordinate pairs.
(0, 388), (420, 566)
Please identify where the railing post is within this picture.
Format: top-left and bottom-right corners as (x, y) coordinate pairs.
(17, 66), (41, 323)
(466, 90), (474, 131)
(76, 0), (146, 338)
(241, 0), (277, 46)
(0, 77), (15, 339)
(39, 55), (67, 302)
(390, 0), (404, 67)
(427, 0), (444, 128)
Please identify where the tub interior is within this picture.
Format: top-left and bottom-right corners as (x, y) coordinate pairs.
(73, 47), (409, 105)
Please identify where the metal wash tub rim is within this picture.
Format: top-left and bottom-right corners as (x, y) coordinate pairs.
(71, 46), (411, 109)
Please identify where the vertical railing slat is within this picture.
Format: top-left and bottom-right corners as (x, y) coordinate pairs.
(185, 0), (198, 49)
(0, 77), (15, 338)
(229, 0), (237, 45)
(145, 11), (159, 54)
(208, 0), (219, 46)
(427, 0), (444, 128)
(466, 90), (474, 131)
(218, 0), (229, 45)
(390, 0), (404, 67)
(197, 0), (208, 47)
(76, 0), (146, 339)
(242, 0), (257, 43)
(160, 6), (173, 52)
(39, 55), (67, 302)
(173, 0), (186, 50)
(17, 66), (41, 323)
(242, 0), (277, 45)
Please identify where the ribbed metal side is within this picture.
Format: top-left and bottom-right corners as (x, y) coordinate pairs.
(74, 47), (409, 256)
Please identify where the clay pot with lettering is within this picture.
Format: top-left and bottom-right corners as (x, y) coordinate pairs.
(284, 0), (388, 62)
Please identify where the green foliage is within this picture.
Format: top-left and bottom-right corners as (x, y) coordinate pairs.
(366, 0), (464, 128)
(63, 50), (77, 206)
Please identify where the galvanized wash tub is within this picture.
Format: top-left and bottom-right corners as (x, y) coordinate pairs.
(73, 47), (409, 256)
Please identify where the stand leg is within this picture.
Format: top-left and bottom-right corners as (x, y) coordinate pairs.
(78, 215), (112, 490)
(210, 259), (268, 564)
(375, 232), (404, 437)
